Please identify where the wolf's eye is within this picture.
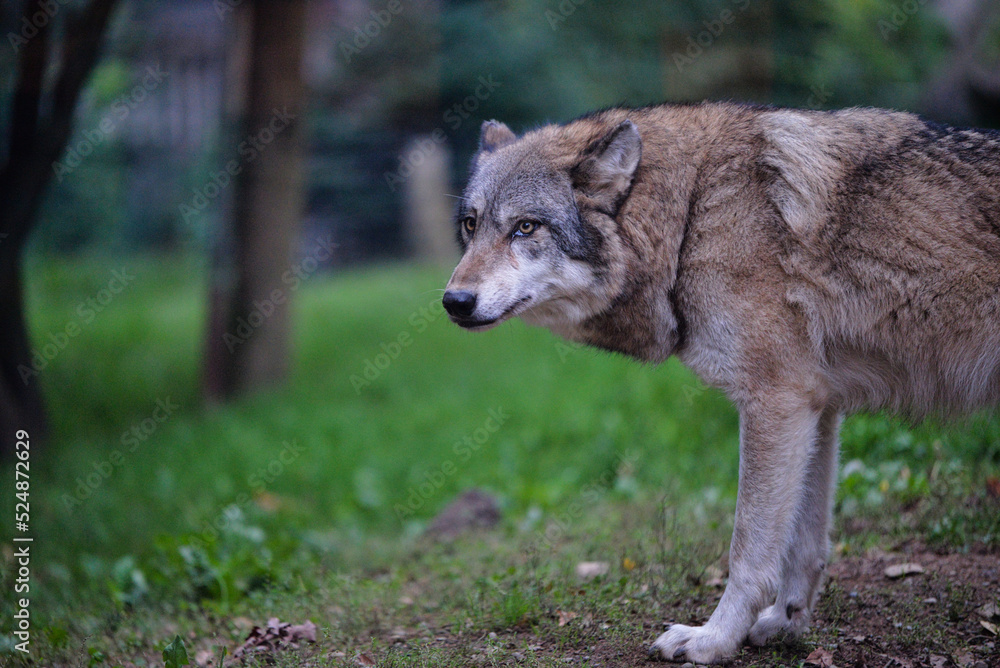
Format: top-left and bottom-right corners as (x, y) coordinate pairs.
(461, 217), (476, 235)
(515, 220), (538, 236)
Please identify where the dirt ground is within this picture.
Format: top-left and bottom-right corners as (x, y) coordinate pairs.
(77, 544), (998, 668)
(385, 545), (1000, 668)
(795, 546), (1000, 668)
(655, 546), (997, 667)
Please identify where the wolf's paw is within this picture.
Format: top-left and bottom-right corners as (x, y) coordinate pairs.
(747, 604), (809, 646)
(649, 624), (739, 664)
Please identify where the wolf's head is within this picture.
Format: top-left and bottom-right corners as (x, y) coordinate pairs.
(443, 119), (642, 338)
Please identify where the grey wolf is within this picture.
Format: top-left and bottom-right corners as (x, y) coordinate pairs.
(441, 102), (1000, 663)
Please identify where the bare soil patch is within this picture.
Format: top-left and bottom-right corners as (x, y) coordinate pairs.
(366, 545), (1000, 668)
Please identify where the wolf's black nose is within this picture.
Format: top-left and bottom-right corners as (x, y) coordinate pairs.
(443, 290), (477, 318)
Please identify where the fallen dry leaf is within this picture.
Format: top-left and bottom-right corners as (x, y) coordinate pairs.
(975, 601), (999, 619)
(355, 651), (376, 666)
(232, 617), (318, 660)
(575, 561), (609, 579)
(980, 619), (999, 636)
(804, 646), (835, 667)
(622, 557), (636, 572)
(884, 562), (925, 579)
(557, 610), (578, 626)
(930, 655), (947, 668)
(287, 621), (317, 642)
(985, 475), (1000, 498)
(953, 649), (976, 668)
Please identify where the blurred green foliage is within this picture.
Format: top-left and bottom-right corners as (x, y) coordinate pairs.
(10, 0), (959, 256)
(1, 257), (996, 626)
(327, 0), (950, 156)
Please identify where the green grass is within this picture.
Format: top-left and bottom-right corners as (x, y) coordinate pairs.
(14, 255), (744, 560)
(1, 254), (998, 666)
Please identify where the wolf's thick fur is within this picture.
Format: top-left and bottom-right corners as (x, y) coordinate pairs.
(442, 102), (1000, 663)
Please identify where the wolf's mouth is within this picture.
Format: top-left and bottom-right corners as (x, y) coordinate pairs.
(451, 296), (532, 331)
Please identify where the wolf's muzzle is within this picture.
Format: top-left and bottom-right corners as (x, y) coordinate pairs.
(442, 290), (477, 319)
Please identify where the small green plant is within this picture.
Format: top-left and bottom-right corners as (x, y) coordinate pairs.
(87, 646), (107, 667)
(945, 582), (974, 624)
(496, 582), (538, 629)
(162, 635), (189, 668)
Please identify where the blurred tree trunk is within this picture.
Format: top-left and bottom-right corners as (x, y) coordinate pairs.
(206, 0), (307, 400)
(202, 3), (253, 401)
(404, 136), (456, 264)
(0, 0), (119, 458)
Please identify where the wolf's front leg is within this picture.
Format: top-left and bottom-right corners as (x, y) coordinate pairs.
(651, 397), (822, 663)
(748, 406), (841, 645)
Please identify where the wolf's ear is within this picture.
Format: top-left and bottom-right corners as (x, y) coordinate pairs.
(479, 120), (516, 152)
(571, 120), (642, 212)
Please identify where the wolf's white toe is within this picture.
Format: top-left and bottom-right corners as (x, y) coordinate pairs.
(747, 603), (810, 646)
(649, 623), (740, 664)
